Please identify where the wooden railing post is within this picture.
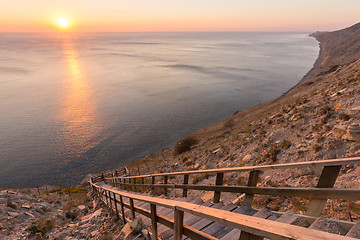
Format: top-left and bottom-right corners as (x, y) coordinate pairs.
(213, 172), (224, 203)
(183, 174), (189, 197)
(115, 170), (119, 187)
(101, 173), (105, 183)
(108, 191), (113, 210)
(150, 204), (158, 240)
(112, 192), (119, 220)
(306, 165), (341, 218)
(164, 175), (168, 196)
(141, 177), (145, 192)
(244, 170), (261, 206)
(151, 176), (155, 194)
(119, 195), (126, 223)
(130, 198), (136, 219)
(105, 190), (109, 206)
(133, 178), (137, 192)
(174, 208), (184, 240)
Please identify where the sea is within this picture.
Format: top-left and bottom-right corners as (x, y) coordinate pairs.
(0, 32), (319, 188)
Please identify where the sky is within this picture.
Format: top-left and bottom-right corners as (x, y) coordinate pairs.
(1, 0), (359, 32)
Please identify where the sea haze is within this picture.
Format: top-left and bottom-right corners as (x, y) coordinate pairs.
(0, 32), (319, 187)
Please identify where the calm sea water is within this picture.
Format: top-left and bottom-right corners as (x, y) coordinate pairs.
(0, 32), (319, 188)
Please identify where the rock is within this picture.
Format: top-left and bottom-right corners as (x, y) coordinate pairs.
(81, 208), (102, 221)
(141, 229), (151, 240)
(350, 105), (360, 111)
(7, 211), (19, 217)
(24, 212), (35, 218)
(242, 154), (251, 163)
(212, 148), (220, 154)
(77, 205), (86, 211)
(35, 232), (43, 240)
(346, 124), (360, 142)
(21, 205), (31, 209)
(119, 218), (141, 240)
(90, 230), (99, 237)
(332, 124), (347, 138)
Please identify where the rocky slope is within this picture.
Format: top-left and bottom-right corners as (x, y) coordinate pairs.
(120, 22), (360, 220)
(0, 186), (131, 239)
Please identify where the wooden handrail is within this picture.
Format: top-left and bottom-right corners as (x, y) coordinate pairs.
(113, 183), (360, 201)
(91, 182), (355, 240)
(105, 157), (360, 180)
(92, 156), (360, 220)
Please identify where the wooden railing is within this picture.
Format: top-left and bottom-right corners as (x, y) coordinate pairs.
(90, 180), (356, 240)
(96, 157), (360, 218)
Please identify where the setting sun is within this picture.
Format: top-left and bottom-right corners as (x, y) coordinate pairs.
(57, 17), (70, 28)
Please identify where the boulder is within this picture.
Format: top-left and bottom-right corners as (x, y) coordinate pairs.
(332, 124), (347, 138)
(346, 124), (360, 142)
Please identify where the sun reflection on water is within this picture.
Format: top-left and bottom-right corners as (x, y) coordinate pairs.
(58, 36), (99, 161)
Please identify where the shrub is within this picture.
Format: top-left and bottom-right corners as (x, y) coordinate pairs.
(6, 199), (17, 209)
(27, 218), (56, 236)
(223, 119), (235, 129)
(338, 113), (350, 121)
(174, 136), (198, 154)
(192, 173), (211, 184)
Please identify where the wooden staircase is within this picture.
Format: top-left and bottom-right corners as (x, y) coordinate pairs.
(90, 157), (360, 239)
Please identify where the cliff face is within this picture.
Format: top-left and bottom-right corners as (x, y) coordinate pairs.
(300, 22), (360, 86)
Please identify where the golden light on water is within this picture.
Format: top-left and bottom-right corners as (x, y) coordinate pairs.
(59, 37), (99, 160)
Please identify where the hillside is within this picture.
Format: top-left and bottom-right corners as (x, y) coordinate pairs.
(120, 22), (360, 218)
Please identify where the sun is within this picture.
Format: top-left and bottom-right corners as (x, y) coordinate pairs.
(57, 17), (70, 28)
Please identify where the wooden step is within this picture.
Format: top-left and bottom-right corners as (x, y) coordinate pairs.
(220, 206), (278, 240)
(162, 201), (214, 240)
(275, 211), (298, 224)
(213, 204), (257, 239)
(309, 218), (347, 236)
(201, 203), (238, 237)
(346, 222), (360, 239)
(183, 203), (225, 240)
(253, 208), (276, 220)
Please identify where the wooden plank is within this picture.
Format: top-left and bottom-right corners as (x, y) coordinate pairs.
(309, 218), (347, 235)
(346, 222), (360, 238)
(214, 172), (224, 203)
(111, 157), (360, 179)
(174, 209), (184, 240)
(150, 204), (158, 240)
(189, 203), (225, 231)
(174, 201), (355, 240)
(201, 204), (238, 236)
(306, 165), (341, 217)
(116, 183), (360, 201)
(244, 170), (260, 206)
(93, 183), (356, 240)
(215, 205), (257, 239)
(183, 174), (189, 197)
(276, 211), (297, 224)
(252, 208), (272, 219)
(239, 231), (264, 240)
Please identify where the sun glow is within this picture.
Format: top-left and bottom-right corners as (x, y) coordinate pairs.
(57, 17), (70, 28)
